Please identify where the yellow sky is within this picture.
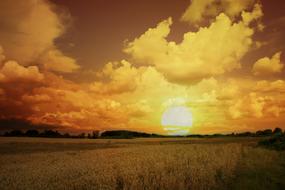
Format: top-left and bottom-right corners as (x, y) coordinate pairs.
(0, 0), (284, 134)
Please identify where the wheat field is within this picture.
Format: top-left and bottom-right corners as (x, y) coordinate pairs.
(0, 137), (284, 190)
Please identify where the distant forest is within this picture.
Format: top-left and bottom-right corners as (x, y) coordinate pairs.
(1, 128), (284, 139)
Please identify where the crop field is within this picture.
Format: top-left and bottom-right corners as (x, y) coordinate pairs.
(0, 137), (285, 190)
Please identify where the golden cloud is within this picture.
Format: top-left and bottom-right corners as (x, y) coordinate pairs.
(181, 0), (256, 25)
(0, 0), (79, 73)
(90, 60), (140, 94)
(228, 92), (282, 119)
(255, 80), (285, 93)
(125, 6), (262, 83)
(252, 52), (284, 76)
(40, 48), (79, 73)
(0, 61), (44, 83)
(22, 94), (51, 103)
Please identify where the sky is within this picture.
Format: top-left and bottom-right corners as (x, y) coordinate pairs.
(0, 0), (285, 134)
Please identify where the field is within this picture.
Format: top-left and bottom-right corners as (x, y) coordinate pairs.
(0, 137), (285, 190)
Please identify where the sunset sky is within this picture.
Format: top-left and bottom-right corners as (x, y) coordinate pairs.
(0, 0), (285, 134)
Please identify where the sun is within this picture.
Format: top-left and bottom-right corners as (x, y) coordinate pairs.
(161, 106), (193, 135)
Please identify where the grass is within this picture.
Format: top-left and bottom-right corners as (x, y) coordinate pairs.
(231, 148), (285, 190)
(0, 137), (284, 190)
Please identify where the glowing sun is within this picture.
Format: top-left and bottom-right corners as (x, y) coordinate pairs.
(161, 106), (193, 135)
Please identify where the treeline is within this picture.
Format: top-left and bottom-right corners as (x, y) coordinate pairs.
(2, 129), (100, 139)
(188, 128), (284, 138)
(200, 127), (285, 137)
(100, 130), (164, 139)
(1, 129), (162, 139)
(1, 128), (284, 139)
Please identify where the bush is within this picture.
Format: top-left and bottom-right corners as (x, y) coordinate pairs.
(259, 134), (285, 151)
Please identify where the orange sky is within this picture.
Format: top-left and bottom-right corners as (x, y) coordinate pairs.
(0, 0), (285, 134)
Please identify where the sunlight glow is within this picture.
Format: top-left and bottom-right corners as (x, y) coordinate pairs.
(161, 106), (193, 135)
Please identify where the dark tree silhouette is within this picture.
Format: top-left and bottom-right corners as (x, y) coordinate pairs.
(78, 133), (86, 138)
(263, 129), (273, 136)
(40, 130), (61, 138)
(256, 129), (274, 137)
(63, 133), (71, 138)
(25, 129), (39, 137)
(273, 127), (282, 135)
(92, 130), (100, 139)
(4, 130), (23, 137)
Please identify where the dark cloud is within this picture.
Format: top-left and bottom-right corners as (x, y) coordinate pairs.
(0, 118), (59, 132)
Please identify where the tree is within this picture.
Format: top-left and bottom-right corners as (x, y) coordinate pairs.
(7, 130), (24, 137)
(273, 127), (282, 135)
(263, 129), (273, 136)
(92, 130), (100, 139)
(78, 133), (86, 138)
(256, 130), (263, 136)
(63, 133), (70, 138)
(25, 129), (39, 137)
(256, 129), (273, 136)
(40, 130), (61, 138)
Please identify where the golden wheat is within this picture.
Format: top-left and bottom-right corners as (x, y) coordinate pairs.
(0, 138), (284, 190)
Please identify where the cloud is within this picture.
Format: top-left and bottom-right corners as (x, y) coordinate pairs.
(25, 92), (128, 131)
(0, 71), (129, 131)
(228, 92), (282, 119)
(22, 94), (51, 103)
(0, 0), (79, 72)
(124, 18), (172, 71)
(125, 8), (261, 83)
(216, 80), (239, 100)
(0, 61), (44, 83)
(90, 60), (140, 94)
(40, 48), (79, 73)
(126, 100), (153, 118)
(252, 52), (284, 76)
(188, 77), (240, 101)
(181, 0), (215, 24)
(0, 0), (62, 63)
(181, 0), (256, 25)
(0, 118), (59, 131)
(255, 80), (285, 93)
(229, 93), (264, 119)
(241, 3), (263, 26)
